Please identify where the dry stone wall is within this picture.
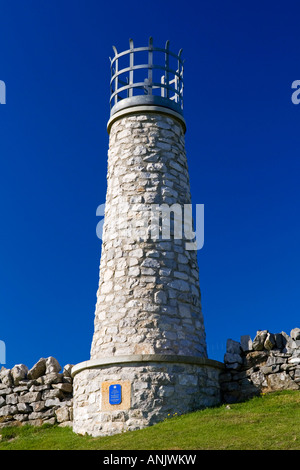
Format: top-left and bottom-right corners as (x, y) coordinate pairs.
(0, 357), (73, 428)
(220, 328), (300, 403)
(1, 328), (299, 430)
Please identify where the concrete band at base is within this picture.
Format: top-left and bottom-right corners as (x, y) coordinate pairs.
(71, 354), (224, 378)
(106, 105), (187, 134)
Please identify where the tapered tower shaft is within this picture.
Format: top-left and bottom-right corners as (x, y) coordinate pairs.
(72, 39), (222, 437)
(91, 110), (207, 360)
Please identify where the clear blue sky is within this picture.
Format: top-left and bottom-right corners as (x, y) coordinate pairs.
(1, 0), (300, 369)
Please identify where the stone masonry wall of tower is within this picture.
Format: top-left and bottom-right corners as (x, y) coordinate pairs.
(90, 111), (207, 360)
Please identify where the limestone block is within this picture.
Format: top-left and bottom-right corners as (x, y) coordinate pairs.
(240, 335), (253, 352)
(17, 403), (32, 413)
(6, 393), (18, 405)
(290, 328), (300, 341)
(0, 369), (13, 386)
(224, 353), (243, 365)
(11, 364), (28, 385)
(45, 398), (61, 408)
(55, 405), (70, 423)
(267, 372), (298, 391)
(45, 357), (62, 374)
(266, 356), (286, 366)
(252, 330), (268, 351)
(264, 333), (276, 351)
(27, 358), (46, 380)
(226, 339), (242, 355)
(0, 405), (17, 417)
(18, 391), (41, 404)
(0, 387), (12, 396)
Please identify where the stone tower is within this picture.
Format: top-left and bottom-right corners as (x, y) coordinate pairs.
(72, 38), (222, 437)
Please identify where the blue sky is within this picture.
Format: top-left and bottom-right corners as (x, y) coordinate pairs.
(0, 0), (300, 369)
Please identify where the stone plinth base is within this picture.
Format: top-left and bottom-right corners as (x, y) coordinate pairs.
(72, 355), (223, 437)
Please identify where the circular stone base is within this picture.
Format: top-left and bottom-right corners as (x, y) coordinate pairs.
(72, 357), (223, 437)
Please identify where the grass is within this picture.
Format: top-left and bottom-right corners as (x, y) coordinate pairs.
(0, 390), (299, 450)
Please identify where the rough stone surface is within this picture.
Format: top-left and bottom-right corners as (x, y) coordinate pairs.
(290, 328), (300, 341)
(11, 364), (28, 386)
(73, 362), (221, 437)
(240, 335), (253, 352)
(226, 339), (242, 355)
(90, 112), (207, 360)
(27, 358), (46, 380)
(220, 329), (300, 403)
(264, 332), (276, 351)
(252, 330), (268, 351)
(0, 358), (73, 428)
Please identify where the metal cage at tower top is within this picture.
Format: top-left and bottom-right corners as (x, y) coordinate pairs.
(109, 38), (184, 117)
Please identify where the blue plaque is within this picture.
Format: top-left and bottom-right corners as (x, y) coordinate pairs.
(109, 384), (122, 405)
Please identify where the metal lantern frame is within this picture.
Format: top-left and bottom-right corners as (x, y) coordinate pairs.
(109, 38), (184, 117)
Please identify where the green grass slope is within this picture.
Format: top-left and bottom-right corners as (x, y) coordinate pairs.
(0, 390), (299, 450)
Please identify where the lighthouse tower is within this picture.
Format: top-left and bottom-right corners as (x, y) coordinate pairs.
(72, 38), (223, 437)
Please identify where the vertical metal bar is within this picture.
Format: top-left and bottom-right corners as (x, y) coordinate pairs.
(129, 38), (134, 98)
(112, 46), (118, 106)
(181, 61), (184, 109)
(148, 37), (153, 95)
(178, 48), (183, 109)
(165, 40), (170, 99)
(174, 75), (178, 102)
(109, 56), (113, 109)
(161, 75), (165, 97)
(114, 58), (118, 105)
